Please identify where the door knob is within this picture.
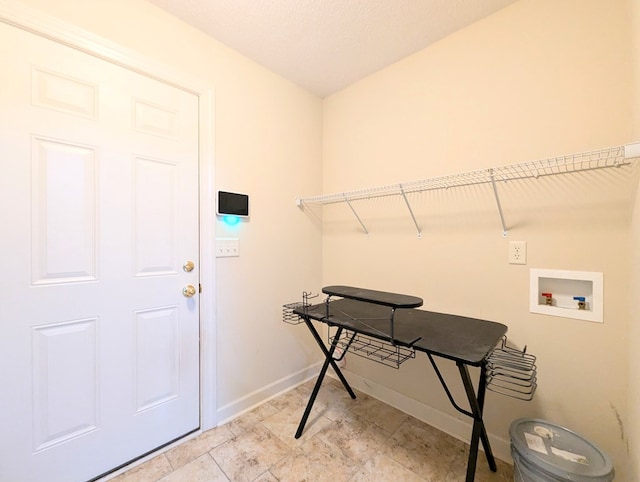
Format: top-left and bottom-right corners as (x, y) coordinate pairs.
(182, 284), (196, 297)
(183, 260), (195, 272)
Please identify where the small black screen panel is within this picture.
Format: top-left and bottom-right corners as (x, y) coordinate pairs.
(217, 191), (249, 217)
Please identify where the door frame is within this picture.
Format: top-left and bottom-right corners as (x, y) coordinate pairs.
(0, 0), (218, 431)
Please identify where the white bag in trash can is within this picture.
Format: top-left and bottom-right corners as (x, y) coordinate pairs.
(510, 418), (614, 482)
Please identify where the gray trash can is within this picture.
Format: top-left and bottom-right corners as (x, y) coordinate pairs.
(510, 418), (614, 481)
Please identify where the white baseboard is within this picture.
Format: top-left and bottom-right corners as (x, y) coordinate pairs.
(332, 371), (513, 464)
(216, 362), (322, 425)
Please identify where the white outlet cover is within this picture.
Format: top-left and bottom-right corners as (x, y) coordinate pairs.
(509, 241), (527, 265)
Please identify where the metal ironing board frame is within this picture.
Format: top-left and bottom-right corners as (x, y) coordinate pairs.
(292, 285), (508, 482)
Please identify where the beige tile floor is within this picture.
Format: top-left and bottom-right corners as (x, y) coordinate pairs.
(109, 377), (513, 482)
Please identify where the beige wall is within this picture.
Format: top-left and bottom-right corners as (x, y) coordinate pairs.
(629, 0), (640, 478)
(322, 0), (636, 476)
(15, 0), (324, 420)
(10, 0), (640, 477)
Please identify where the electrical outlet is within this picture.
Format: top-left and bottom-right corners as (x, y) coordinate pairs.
(509, 241), (527, 265)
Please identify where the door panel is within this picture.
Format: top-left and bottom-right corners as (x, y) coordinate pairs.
(32, 318), (99, 452)
(31, 136), (98, 284)
(134, 306), (180, 411)
(134, 156), (179, 276)
(0, 21), (200, 482)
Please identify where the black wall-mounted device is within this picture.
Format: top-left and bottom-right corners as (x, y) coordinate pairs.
(217, 191), (249, 217)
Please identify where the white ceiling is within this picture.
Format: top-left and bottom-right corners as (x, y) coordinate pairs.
(147, 0), (519, 97)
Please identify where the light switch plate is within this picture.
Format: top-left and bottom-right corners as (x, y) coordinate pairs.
(216, 238), (239, 257)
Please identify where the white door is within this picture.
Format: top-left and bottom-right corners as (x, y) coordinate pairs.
(0, 22), (200, 482)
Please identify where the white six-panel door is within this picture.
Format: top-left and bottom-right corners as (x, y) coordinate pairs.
(0, 21), (200, 482)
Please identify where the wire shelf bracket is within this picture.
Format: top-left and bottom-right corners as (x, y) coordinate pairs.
(399, 183), (422, 238)
(344, 195), (369, 236)
(296, 142), (640, 237)
(489, 169), (508, 238)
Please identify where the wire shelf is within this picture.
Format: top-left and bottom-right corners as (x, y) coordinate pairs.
(329, 329), (415, 369)
(282, 292), (318, 325)
(295, 143), (638, 237)
(485, 336), (537, 401)
(297, 145), (630, 206)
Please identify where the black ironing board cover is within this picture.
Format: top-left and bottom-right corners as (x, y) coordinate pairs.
(295, 298), (507, 366)
(322, 285), (423, 308)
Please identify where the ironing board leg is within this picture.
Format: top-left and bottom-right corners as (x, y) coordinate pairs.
(457, 362), (497, 482)
(295, 323), (355, 439)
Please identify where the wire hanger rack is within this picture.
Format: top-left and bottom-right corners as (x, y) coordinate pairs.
(485, 336), (537, 401)
(327, 328), (416, 369)
(296, 143), (639, 237)
(282, 291), (416, 368)
(282, 291), (319, 325)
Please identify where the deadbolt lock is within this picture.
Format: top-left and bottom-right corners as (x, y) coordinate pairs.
(183, 260), (195, 272)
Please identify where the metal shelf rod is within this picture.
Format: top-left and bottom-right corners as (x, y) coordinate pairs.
(344, 195), (369, 236)
(399, 184), (422, 238)
(489, 169), (508, 238)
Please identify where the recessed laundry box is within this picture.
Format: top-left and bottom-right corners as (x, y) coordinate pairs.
(510, 418), (614, 482)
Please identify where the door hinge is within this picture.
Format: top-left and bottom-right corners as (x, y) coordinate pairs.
(199, 283), (202, 293)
